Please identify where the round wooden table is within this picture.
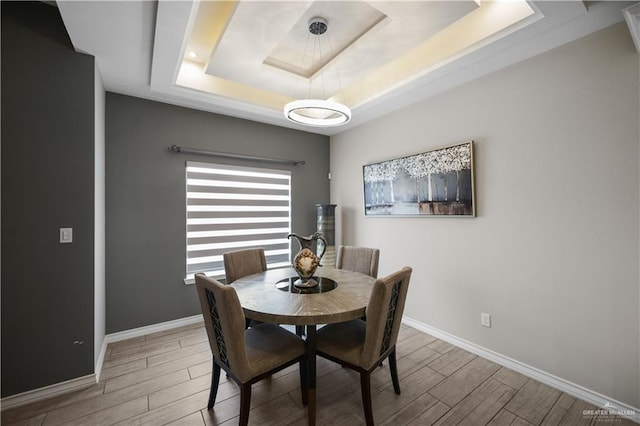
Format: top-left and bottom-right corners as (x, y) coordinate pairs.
(232, 266), (376, 426)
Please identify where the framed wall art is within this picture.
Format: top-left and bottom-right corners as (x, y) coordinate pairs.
(363, 141), (475, 217)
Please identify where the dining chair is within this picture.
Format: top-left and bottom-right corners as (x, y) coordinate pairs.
(195, 273), (307, 426)
(223, 248), (268, 328)
(223, 248), (267, 284)
(336, 245), (380, 278)
(315, 266), (412, 426)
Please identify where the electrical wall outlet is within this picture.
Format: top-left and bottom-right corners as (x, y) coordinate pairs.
(481, 312), (491, 328)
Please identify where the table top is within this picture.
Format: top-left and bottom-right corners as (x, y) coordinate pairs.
(232, 266), (376, 326)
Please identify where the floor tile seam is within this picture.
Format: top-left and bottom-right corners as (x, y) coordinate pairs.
(112, 330), (197, 350)
(106, 347), (182, 363)
(489, 370), (528, 393)
(396, 331), (421, 344)
(197, 410), (206, 426)
(380, 362), (448, 396)
(427, 339), (458, 355)
(396, 341), (435, 361)
(427, 353), (478, 378)
(103, 354), (150, 369)
(42, 395), (149, 426)
(101, 358), (150, 381)
(282, 408), (310, 426)
(473, 382), (521, 426)
(100, 368), (194, 402)
(402, 397), (453, 426)
(487, 407), (520, 425)
(284, 387), (306, 409)
(148, 377), (215, 411)
(1, 385), (109, 425)
(160, 409), (204, 426)
(252, 389), (302, 425)
(429, 356), (492, 397)
(144, 327), (206, 344)
(422, 398), (454, 426)
(107, 341), (183, 358)
(375, 383), (447, 425)
(536, 388), (565, 426)
(427, 373), (501, 413)
(430, 378), (513, 426)
(123, 388), (209, 426)
(147, 346), (212, 369)
(43, 388), (150, 425)
(145, 332), (203, 346)
(156, 405), (204, 426)
(107, 339), (149, 353)
(400, 351), (446, 377)
(40, 409), (51, 426)
(231, 375), (306, 413)
(104, 353), (215, 393)
(198, 381), (241, 407)
(178, 339), (209, 349)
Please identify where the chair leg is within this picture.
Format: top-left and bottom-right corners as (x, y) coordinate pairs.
(389, 348), (401, 395)
(239, 383), (252, 426)
(299, 358), (308, 406)
(360, 371), (374, 426)
(208, 362), (221, 409)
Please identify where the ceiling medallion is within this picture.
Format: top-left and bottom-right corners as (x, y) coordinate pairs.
(284, 17), (351, 128)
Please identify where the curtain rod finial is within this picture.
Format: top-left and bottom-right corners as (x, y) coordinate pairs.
(169, 145), (181, 153)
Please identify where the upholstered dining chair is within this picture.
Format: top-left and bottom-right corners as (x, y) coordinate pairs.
(223, 248), (267, 284)
(223, 248), (268, 328)
(194, 273), (307, 426)
(335, 245), (380, 278)
(315, 266), (412, 426)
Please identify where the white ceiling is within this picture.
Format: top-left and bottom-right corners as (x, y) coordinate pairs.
(57, 1), (636, 136)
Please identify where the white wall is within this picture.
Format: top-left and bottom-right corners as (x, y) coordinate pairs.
(94, 64), (106, 369)
(330, 23), (639, 407)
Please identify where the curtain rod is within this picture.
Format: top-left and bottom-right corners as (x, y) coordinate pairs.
(168, 145), (305, 166)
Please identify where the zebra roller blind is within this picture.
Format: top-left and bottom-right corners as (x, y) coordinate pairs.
(186, 161), (292, 280)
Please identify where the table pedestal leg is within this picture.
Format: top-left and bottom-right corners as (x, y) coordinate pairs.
(306, 325), (317, 426)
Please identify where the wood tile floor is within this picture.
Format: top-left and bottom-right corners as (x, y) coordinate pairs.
(2, 322), (635, 426)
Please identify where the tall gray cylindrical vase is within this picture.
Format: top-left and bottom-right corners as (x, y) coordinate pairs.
(317, 204), (337, 268)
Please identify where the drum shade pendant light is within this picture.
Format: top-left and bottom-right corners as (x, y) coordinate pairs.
(284, 17), (351, 127)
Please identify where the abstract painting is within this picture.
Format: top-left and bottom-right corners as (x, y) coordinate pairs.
(363, 141), (475, 216)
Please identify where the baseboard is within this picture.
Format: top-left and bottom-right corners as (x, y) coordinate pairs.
(6, 314), (637, 422)
(1, 314), (204, 411)
(0, 374), (96, 411)
(103, 314), (204, 344)
(94, 338), (109, 383)
(402, 316), (640, 423)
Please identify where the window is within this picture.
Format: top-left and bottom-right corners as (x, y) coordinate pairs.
(185, 161), (291, 282)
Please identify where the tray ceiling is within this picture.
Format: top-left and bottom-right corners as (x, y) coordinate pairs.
(57, 1), (635, 135)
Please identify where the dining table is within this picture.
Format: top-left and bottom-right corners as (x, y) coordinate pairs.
(231, 266), (376, 425)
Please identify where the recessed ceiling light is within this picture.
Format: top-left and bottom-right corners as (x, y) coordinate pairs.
(188, 51), (198, 58)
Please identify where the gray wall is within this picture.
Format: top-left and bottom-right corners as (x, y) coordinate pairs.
(106, 94), (330, 333)
(331, 22), (640, 407)
(1, 2), (96, 397)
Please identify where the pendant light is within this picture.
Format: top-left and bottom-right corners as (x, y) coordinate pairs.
(284, 17), (351, 127)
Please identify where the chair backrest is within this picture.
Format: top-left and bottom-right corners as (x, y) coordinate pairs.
(223, 248), (267, 284)
(360, 267), (412, 369)
(335, 246), (380, 278)
(195, 273), (253, 382)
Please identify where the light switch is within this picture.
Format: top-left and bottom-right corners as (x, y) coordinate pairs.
(60, 228), (73, 243)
